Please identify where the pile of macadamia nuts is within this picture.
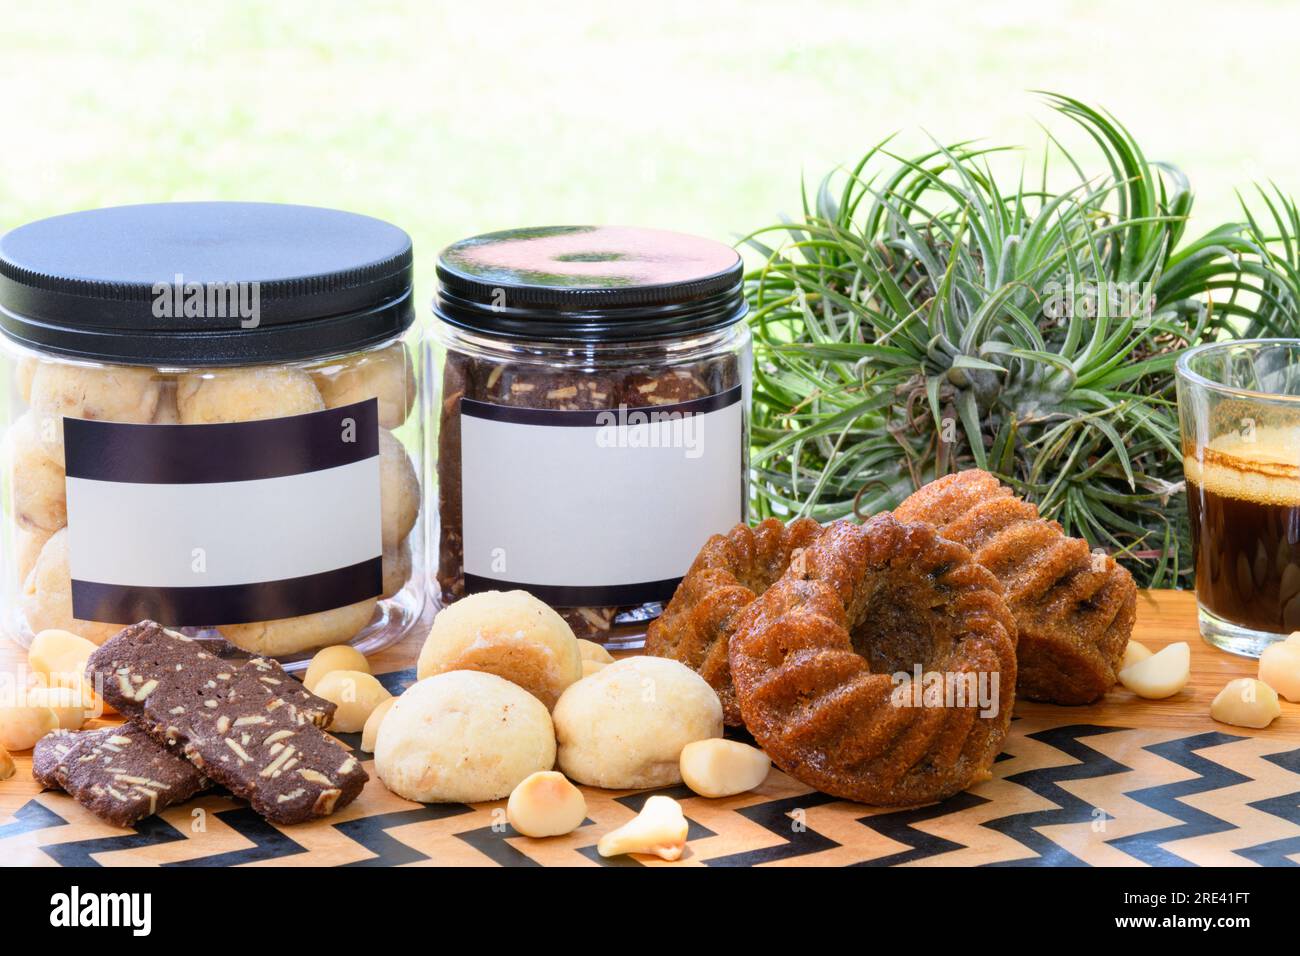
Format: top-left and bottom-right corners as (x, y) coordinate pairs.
(2, 341), (422, 655)
(305, 588), (774, 862)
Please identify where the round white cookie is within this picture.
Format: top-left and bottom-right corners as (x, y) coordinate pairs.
(28, 361), (162, 456)
(176, 366), (324, 424)
(382, 537), (413, 600)
(417, 590), (582, 709)
(376, 670), (556, 804)
(312, 343), (416, 429)
(380, 427), (419, 548)
(20, 529), (122, 644)
(4, 413), (66, 532)
(218, 598), (378, 656)
(553, 656), (723, 789)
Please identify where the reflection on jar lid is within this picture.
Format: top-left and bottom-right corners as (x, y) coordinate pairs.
(435, 226), (746, 343)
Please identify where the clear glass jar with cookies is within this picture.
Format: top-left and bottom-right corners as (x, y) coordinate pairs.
(0, 202), (424, 665)
(429, 225), (751, 649)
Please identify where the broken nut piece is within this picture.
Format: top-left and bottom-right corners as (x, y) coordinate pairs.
(1211, 678), (1281, 729)
(1259, 641), (1300, 702)
(0, 744), (13, 780)
(1120, 639), (1152, 672)
(506, 770), (587, 838)
(1118, 642), (1190, 700)
(581, 659), (607, 678)
(680, 738), (771, 798)
(596, 794), (689, 861)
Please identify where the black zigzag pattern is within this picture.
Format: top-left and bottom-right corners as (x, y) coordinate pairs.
(164, 807), (307, 867)
(851, 790), (990, 866)
(1237, 746), (1300, 866)
(43, 813), (188, 867)
(0, 799), (66, 841)
(1107, 731), (1249, 867)
(981, 724), (1127, 867)
(703, 790), (842, 867)
(340, 804), (476, 866)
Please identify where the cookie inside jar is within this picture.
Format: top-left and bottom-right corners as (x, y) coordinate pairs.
(431, 226), (752, 648)
(0, 203), (424, 664)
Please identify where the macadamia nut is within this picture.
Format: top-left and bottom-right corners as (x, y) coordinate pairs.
(506, 770), (587, 838)
(24, 685), (87, 731)
(313, 670), (392, 733)
(553, 656), (723, 789)
(581, 659), (607, 678)
(577, 639), (614, 664)
(1211, 677), (1281, 729)
(176, 367), (324, 424)
(1121, 640), (1152, 671)
(360, 695), (396, 753)
(304, 644), (371, 692)
(21, 529), (122, 644)
(1259, 641), (1300, 702)
(28, 628), (112, 717)
(679, 738), (771, 798)
(1118, 641), (1190, 699)
(28, 629), (98, 689)
(312, 343), (416, 429)
(417, 590), (582, 709)
(0, 704), (59, 751)
(597, 795), (688, 861)
(380, 428), (420, 548)
(4, 413), (66, 532)
(218, 598), (378, 656)
(375, 670), (555, 804)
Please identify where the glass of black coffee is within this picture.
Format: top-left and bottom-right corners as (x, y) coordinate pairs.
(1177, 339), (1300, 656)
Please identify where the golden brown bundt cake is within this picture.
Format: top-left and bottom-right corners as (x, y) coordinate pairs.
(894, 470), (1136, 705)
(646, 517), (824, 724)
(728, 514), (1017, 806)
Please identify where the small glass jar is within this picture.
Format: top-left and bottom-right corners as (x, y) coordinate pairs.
(429, 225), (751, 649)
(0, 202), (425, 665)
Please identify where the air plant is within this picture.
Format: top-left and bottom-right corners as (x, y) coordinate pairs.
(742, 94), (1297, 587)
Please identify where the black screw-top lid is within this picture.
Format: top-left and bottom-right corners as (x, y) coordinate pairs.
(434, 225), (746, 342)
(0, 202), (414, 366)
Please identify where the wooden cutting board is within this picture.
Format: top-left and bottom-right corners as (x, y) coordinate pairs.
(2, 589), (1298, 867)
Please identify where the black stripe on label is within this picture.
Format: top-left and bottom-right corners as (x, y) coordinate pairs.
(464, 573), (681, 607)
(71, 558), (383, 627)
(460, 383), (742, 427)
(64, 398), (380, 484)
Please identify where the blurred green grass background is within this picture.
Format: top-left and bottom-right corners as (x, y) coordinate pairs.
(2, 0), (1297, 311)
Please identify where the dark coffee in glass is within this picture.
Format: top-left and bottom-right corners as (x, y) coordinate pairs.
(1178, 340), (1300, 656)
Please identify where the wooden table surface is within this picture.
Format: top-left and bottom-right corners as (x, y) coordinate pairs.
(2, 589), (1299, 867)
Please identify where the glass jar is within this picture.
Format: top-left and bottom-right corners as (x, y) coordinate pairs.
(429, 225), (751, 649)
(0, 202), (424, 666)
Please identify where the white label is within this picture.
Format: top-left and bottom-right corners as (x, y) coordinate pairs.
(66, 461), (382, 587)
(460, 391), (744, 605)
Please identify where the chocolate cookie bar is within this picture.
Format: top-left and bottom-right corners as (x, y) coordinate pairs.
(33, 725), (210, 827)
(87, 622), (368, 825)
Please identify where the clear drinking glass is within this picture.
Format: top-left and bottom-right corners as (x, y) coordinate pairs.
(1177, 338), (1300, 656)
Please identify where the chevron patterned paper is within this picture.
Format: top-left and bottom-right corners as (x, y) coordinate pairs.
(2, 593), (1298, 867)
